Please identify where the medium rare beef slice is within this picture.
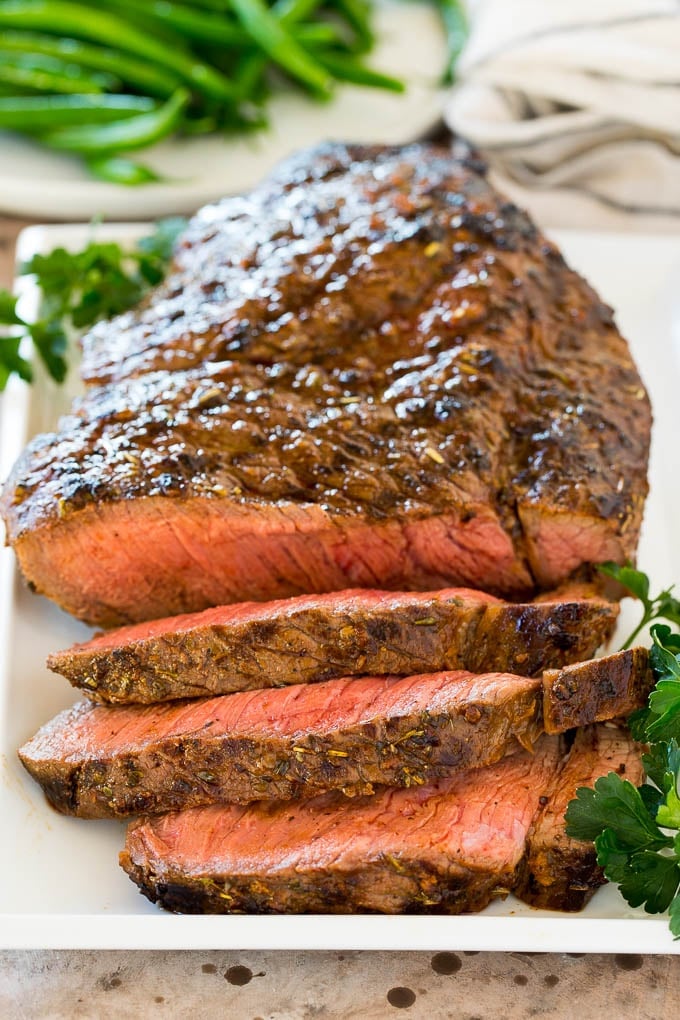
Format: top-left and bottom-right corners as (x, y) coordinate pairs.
(1, 144), (650, 626)
(19, 650), (651, 819)
(515, 724), (644, 910)
(543, 647), (652, 733)
(120, 736), (562, 915)
(19, 671), (544, 818)
(48, 587), (618, 705)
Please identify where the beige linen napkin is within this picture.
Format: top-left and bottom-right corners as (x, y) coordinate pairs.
(444, 0), (680, 230)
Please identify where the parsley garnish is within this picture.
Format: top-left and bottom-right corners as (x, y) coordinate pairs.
(0, 217), (186, 391)
(628, 625), (680, 743)
(599, 562), (680, 649)
(565, 767), (680, 932)
(565, 569), (680, 937)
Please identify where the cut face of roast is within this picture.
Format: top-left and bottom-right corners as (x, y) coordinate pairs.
(48, 586), (619, 704)
(1, 144), (650, 626)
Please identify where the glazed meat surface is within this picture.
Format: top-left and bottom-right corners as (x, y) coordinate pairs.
(48, 586), (618, 704)
(1, 144), (651, 625)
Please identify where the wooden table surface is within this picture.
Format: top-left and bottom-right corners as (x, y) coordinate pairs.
(2, 214), (679, 1018)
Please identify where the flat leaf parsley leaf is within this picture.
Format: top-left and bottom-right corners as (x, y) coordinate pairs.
(565, 580), (680, 938)
(565, 766), (680, 922)
(565, 772), (671, 852)
(0, 217), (186, 391)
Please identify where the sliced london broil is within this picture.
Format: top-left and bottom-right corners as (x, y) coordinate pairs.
(120, 736), (563, 915)
(48, 586), (619, 705)
(515, 723), (644, 911)
(1, 144), (651, 626)
(542, 647), (652, 733)
(19, 670), (544, 818)
(19, 650), (653, 819)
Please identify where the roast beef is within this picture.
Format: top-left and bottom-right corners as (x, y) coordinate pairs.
(1, 144), (650, 626)
(18, 670), (544, 818)
(48, 586), (618, 704)
(19, 650), (652, 819)
(120, 736), (562, 914)
(515, 723), (644, 911)
(542, 647), (651, 733)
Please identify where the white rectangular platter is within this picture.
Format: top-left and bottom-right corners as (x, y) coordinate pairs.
(1, 225), (679, 951)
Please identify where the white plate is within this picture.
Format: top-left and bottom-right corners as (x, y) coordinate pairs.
(1, 225), (680, 951)
(0, 2), (446, 220)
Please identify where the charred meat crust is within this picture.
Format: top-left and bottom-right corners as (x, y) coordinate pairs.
(118, 852), (514, 916)
(1, 143), (651, 626)
(47, 588), (619, 705)
(542, 647), (652, 734)
(515, 843), (603, 913)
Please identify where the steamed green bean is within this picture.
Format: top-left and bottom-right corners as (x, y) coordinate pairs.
(0, 31), (181, 96)
(0, 1), (235, 100)
(42, 87), (189, 153)
(0, 93), (156, 129)
(0, 0), (464, 184)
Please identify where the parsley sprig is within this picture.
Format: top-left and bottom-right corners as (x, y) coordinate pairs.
(599, 562), (680, 649)
(565, 567), (680, 937)
(566, 749), (680, 933)
(0, 217), (186, 392)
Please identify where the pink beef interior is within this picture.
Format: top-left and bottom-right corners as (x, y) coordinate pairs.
(20, 670), (538, 762)
(125, 738), (560, 878)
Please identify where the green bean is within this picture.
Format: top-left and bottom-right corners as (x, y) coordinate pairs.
(0, 48), (118, 90)
(233, 50), (267, 99)
(295, 23), (345, 47)
(42, 87), (190, 154)
(87, 156), (161, 185)
(314, 51), (404, 92)
(0, 83), (27, 96)
(180, 113), (219, 134)
(0, 94), (156, 130)
(103, 0), (341, 51)
(108, 0), (251, 47)
(331, 0), (374, 53)
(0, 51), (111, 94)
(0, 31), (181, 97)
(273, 0), (325, 23)
(228, 0), (333, 97)
(0, 1), (236, 101)
(229, 0), (329, 99)
(436, 0), (467, 84)
(167, 0), (230, 9)
(76, 0), (218, 48)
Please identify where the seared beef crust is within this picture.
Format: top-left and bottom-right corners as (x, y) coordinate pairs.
(48, 587), (618, 704)
(515, 724), (644, 910)
(1, 145), (650, 625)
